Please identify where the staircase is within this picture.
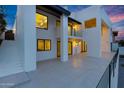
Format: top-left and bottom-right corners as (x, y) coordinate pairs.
(0, 40), (24, 77)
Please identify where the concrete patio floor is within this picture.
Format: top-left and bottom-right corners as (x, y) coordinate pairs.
(16, 52), (115, 88)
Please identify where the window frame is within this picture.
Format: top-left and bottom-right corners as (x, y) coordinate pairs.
(37, 39), (51, 51)
(36, 12), (48, 30)
(84, 18), (96, 29)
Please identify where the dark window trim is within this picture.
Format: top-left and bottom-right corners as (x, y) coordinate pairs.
(36, 12), (48, 30)
(37, 39), (51, 51)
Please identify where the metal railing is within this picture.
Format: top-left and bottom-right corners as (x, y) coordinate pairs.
(96, 49), (119, 88)
(68, 30), (82, 37)
(111, 42), (118, 52)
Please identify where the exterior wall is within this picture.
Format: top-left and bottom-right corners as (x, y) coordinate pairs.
(17, 5), (36, 72)
(101, 24), (111, 52)
(70, 6), (102, 57)
(101, 8), (112, 53)
(100, 8), (111, 28)
(36, 10), (58, 62)
(36, 10), (82, 62)
(16, 6), (24, 65)
(70, 6), (112, 57)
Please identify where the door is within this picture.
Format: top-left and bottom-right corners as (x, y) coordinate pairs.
(68, 42), (72, 55)
(81, 41), (87, 52)
(57, 41), (60, 57)
(57, 41), (72, 57)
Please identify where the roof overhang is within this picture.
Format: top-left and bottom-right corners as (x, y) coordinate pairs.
(68, 17), (82, 24)
(36, 5), (71, 17)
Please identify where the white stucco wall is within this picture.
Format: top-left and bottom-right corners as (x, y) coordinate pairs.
(101, 8), (112, 53)
(70, 6), (102, 57)
(36, 10), (57, 62)
(16, 5), (25, 66)
(70, 6), (112, 57)
(101, 24), (111, 52)
(36, 9), (82, 61)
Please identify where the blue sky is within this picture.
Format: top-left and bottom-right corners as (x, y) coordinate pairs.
(2, 5), (17, 30)
(3, 5), (124, 34)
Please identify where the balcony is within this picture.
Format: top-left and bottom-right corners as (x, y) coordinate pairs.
(15, 51), (118, 88)
(68, 30), (82, 37)
(56, 28), (82, 38)
(56, 18), (82, 38)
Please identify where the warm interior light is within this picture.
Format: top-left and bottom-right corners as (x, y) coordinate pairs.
(73, 24), (81, 31)
(73, 40), (80, 47)
(85, 18), (96, 29)
(36, 13), (48, 29)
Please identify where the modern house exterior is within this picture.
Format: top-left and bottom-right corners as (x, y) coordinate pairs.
(0, 5), (119, 88)
(36, 6), (87, 62)
(35, 5), (113, 62)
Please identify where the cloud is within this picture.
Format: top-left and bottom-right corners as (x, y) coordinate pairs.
(110, 14), (124, 23)
(104, 5), (124, 16)
(104, 5), (124, 23)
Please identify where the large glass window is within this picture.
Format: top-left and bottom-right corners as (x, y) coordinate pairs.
(37, 39), (44, 51)
(84, 18), (96, 29)
(68, 25), (72, 36)
(45, 40), (51, 51)
(56, 20), (73, 35)
(56, 20), (60, 28)
(36, 13), (48, 29)
(37, 39), (51, 51)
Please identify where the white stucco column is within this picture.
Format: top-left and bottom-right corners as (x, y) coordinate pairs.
(60, 14), (68, 62)
(17, 5), (36, 72)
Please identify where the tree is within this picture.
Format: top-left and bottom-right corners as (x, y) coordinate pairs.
(0, 6), (7, 35)
(119, 40), (124, 47)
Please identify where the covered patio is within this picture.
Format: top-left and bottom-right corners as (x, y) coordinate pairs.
(15, 52), (116, 88)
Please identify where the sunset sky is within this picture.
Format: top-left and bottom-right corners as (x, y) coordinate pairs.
(3, 5), (124, 37)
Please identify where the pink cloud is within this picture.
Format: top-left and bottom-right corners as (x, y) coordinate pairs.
(118, 31), (124, 36)
(110, 14), (124, 23)
(116, 32), (124, 40)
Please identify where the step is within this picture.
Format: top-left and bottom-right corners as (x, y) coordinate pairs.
(0, 72), (30, 88)
(0, 60), (24, 78)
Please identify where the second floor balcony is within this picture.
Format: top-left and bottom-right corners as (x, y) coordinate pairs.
(68, 29), (82, 37)
(56, 27), (82, 38)
(56, 17), (82, 38)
